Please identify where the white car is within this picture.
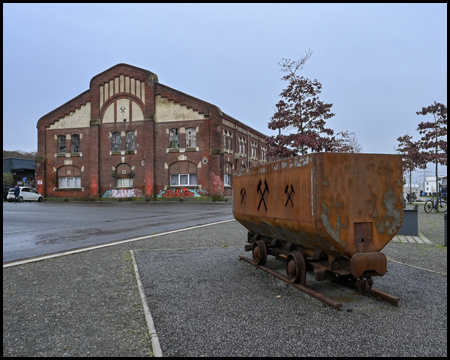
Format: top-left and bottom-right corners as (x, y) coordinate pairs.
(7, 187), (44, 202)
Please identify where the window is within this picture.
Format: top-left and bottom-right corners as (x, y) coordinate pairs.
(115, 163), (133, 187)
(224, 162), (232, 186)
(57, 165), (81, 188)
(71, 134), (80, 153)
(171, 174), (197, 186)
(186, 128), (196, 148)
(58, 135), (66, 153)
(228, 135), (232, 151)
(117, 178), (133, 188)
(169, 161), (197, 186)
(59, 177), (81, 188)
(112, 132), (121, 151)
(169, 129), (179, 148)
(126, 131), (135, 151)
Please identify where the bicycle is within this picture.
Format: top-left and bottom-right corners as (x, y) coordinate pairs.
(424, 197), (447, 213)
(406, 192), (417, 203)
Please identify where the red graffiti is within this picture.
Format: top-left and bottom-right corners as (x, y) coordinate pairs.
(162, 188), (195, 198)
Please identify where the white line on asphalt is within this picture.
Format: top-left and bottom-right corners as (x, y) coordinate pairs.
(130, 250), (163, 357)
(388, 259), (447, 276)
(3, 219), (236, 268)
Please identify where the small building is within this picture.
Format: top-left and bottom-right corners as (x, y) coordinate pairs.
(36, 63), (270, 201)
(423, 176), (446, 196)
(3, 158), (36, 187)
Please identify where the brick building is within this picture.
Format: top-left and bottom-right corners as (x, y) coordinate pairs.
(36, 63), (269, 201)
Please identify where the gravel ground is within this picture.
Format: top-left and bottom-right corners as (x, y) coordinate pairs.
(3, 209), (447, 357)
(135, 247), (447, 357)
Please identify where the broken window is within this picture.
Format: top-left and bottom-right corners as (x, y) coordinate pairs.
(71, 134), (80, 153)
(186, 128), (196, 148)
(58, 135), (66, 153)
(126, 131), (135, 151)
(112, 132), (121, 151)
(169, 129), (179, 148)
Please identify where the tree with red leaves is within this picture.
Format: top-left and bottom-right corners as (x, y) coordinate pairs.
(266, 50), (355, 159)
(396, 134), (427, 200)
(415, 101), (447, 200)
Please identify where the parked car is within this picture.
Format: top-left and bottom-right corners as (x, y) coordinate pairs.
(7, 187), (44, 202)
(3, 186), (12, 201)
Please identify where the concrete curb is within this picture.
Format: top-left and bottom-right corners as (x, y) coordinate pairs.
(131, 250), (163, 357)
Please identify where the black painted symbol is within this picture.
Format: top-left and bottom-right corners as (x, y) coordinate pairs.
(257, 179), (269, 211)
(285, 185), (295, 207)
(120, 106), (126, 114)
(240, 188), (246, 204)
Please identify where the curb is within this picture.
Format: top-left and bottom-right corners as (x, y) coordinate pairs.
(131, 250), (163, 357)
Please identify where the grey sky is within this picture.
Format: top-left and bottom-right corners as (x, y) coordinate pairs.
(3, 3), (447, 179)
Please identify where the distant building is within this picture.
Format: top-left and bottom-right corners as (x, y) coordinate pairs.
(36, 63), (270, 200)
(423, 176), (446, 196)
(3, 158), (36, 186)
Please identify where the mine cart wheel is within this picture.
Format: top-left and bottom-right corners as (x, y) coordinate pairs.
(356, 277), (373, 295)
(252, 240), (267, 266)
(286, 251), (306, 286)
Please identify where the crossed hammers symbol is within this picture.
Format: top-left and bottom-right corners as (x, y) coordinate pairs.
(240, 188), (246, 204)
(285, 185), (295, 207)
(257, 179), (269, 211)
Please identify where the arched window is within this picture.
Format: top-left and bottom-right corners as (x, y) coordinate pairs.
(116, 163), (133, 188)
(186, 128), (196, 148)
(58, 135), (66, 153)
(126, 131), (135, 151)
(112, 132), (121, 151)
(71, 134), (80, 153)
(169, 161), (197, 186)
(169, 129), (179, 148)
(57, 165), (81, 188)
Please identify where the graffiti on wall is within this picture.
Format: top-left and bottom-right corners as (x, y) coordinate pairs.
(157, 188), (208, 198)
(103, 189), (144, 198)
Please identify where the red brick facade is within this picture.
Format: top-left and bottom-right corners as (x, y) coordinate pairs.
(36, 64), (269, 200)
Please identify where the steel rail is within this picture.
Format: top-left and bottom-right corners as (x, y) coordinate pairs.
(239, 255), (343, 311)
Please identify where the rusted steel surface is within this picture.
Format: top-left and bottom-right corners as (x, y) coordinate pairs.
(233, 153), (404, 258)
(239, 255), (343, 310)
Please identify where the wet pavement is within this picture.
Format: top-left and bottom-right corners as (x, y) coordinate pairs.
(3, 203), (447, 357)
(3, 201), (233, 263)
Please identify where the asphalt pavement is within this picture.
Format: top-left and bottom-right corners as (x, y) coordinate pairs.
(3, 203), (447, 357)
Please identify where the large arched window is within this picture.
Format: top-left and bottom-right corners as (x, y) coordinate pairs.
(58, 165), (81, 188)
(169, 161), (197, 186)
(116, 163), (133, 188)
(71, 134), (80, 153)
(58, 135), (66, 153)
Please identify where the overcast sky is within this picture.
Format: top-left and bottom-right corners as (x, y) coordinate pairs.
(3, 3), (447, 180)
